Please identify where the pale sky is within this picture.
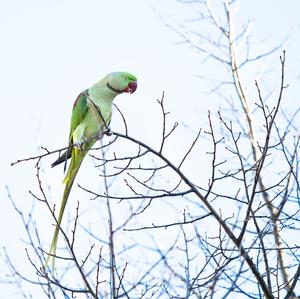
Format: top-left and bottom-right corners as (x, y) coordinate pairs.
(1, 0), (300, 298)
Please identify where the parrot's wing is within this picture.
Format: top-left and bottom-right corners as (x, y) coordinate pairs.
(51, 91), (89, 170)
(69, 91), (89, 143)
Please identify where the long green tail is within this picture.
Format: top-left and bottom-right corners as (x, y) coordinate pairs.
(45, 148), (87, 271)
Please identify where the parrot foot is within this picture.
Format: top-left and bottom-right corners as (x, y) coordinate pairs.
(74, 139), (87, 150)
(104, 127), (113, 136)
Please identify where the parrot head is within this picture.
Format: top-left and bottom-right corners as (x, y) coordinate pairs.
(106, 72), (137, 94)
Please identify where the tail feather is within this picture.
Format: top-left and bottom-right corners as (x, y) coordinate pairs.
(51, 148), (72, 169)
(45, 148), (87, 271)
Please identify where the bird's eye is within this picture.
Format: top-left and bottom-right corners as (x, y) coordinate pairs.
(123, 75), (128, 80)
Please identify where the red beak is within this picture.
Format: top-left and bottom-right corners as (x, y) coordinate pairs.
(124, 81), (137, 93)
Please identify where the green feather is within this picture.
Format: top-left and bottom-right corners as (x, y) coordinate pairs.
(45, 72), (137, 271)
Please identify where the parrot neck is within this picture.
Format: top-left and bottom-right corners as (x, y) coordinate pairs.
(88, 81), (117, 103)
(106, 82), (123, 94)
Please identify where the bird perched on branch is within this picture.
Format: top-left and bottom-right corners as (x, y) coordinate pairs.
(45, 72), (138, 270)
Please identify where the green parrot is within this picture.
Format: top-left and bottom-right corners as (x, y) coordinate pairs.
(45, 71), (138, 270)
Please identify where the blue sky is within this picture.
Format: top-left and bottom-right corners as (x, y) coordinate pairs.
(1, 0), (300, 298)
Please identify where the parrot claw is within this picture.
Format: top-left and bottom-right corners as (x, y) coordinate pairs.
(74, 139), (87, 150)
(104, 128), (113, 136)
